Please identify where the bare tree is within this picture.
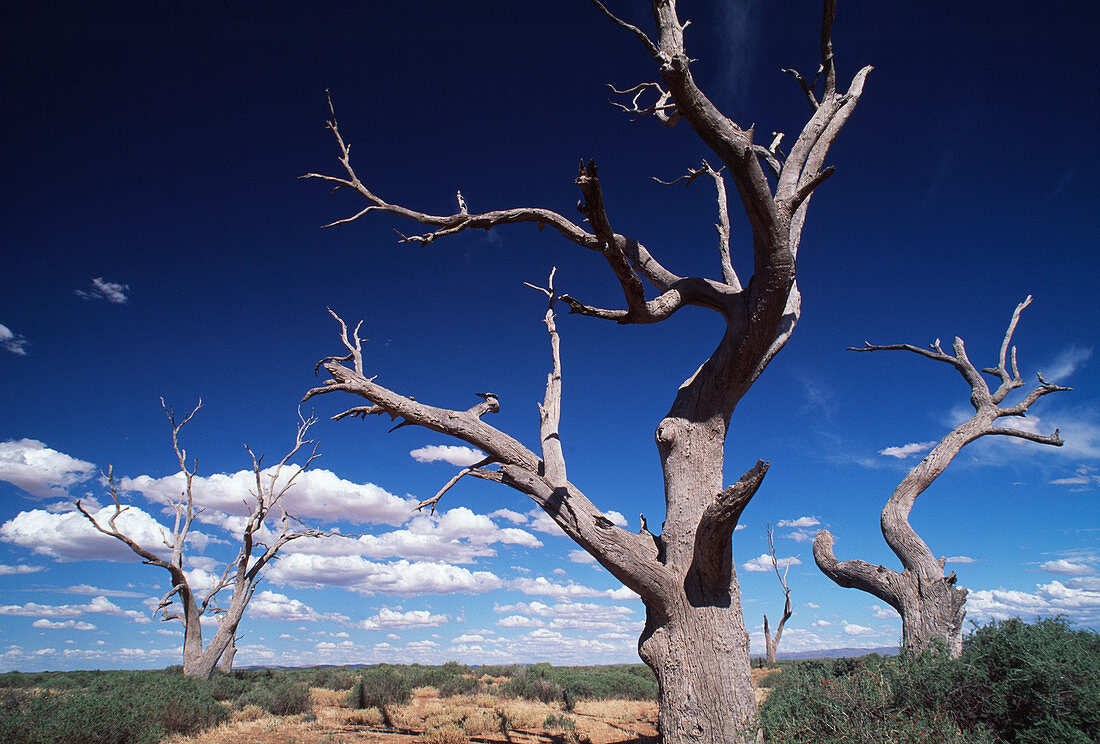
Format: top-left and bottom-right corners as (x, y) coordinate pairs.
(814, 297), (1070, 656)
(76, 400), (325, 678)
(303, 1), (870, 740)
(763, 524), (793, 665)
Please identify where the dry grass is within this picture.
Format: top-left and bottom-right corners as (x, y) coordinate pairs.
(168, 676), (666, 744)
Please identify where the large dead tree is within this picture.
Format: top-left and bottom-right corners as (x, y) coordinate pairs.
(303, 2), (870, 741)
(76, 400), (324, 678)
(814, 297), (1070, 656)
(763, 524), (793, 665)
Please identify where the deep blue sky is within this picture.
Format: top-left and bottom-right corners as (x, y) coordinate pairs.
(0, 1), (1097, 670)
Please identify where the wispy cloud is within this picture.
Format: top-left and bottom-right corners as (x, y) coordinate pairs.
(714, 0), (762, 101)
(409, 445), (484, 467)
(0, 564), (44, 576)
(945, 556), (977, 564)
(75, 277), (130, 304)
(0, 324), (29, 355)
(1039, 559), (1094, 577)
(879, 441), (936, 459)
(1040, 345), (1092, 383)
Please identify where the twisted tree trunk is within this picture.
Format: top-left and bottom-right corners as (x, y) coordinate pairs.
(305, 2), (870, 740)
(814, 298), (1069, 655)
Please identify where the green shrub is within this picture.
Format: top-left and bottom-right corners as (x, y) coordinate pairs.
(761, 652), (994, 743)
(950, 616), (1100, 743)
(500, 670), (564, 703)
(205, 671), (252, 701)
(437, 674), (480, 697)
(308, 666), (360, 690)
(348, 666), (413, 710)
(761, 617), (1099, 744)
(0, 674), (229, 744)
(543, 712), (576, 732)
(237, 678), (313, 715)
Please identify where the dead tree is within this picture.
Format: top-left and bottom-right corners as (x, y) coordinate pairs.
(303, 2), (870, 741)
(763, 524), (793, 665)
(76, 400), (324, 678)
(814, 297), (1070, 656)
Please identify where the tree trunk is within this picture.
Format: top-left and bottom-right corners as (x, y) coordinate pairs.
(216, 635), (238, 674)
(641, 600), (758, 744)
(764, 615), (779, 665)
(896, 568), (967, 655)
(638, 391), (763, 742)
(815, 299), (1068, 657)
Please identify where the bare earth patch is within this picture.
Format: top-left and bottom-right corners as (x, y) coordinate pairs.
(166, 685), (660, 744)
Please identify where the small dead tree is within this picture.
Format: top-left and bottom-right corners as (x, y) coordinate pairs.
(304, 2), (869, 739)
(763, 524), (793, 665)
(76, 400), (324, 678)
(814, 297), (1070, 656)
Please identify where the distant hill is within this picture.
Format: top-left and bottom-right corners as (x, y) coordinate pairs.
(769, 646), (898, 660)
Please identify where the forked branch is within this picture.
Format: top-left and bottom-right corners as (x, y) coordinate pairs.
(816, 299), (1070, 635)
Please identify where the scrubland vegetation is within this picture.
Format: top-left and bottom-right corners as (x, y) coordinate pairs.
(0, 617), (1095, 743)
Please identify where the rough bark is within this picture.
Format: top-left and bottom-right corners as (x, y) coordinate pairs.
(76, 401), (326, 678)
(814, 297), (1070, 656)
(305, 2), (869, 740)
(763, 524), (793, 665)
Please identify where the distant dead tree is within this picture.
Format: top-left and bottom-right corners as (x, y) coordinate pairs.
(763, 524), (793, 665)
(303, 1), (870, 741)
(814, 297), (1069, 656)
(76, 400), (325, 678)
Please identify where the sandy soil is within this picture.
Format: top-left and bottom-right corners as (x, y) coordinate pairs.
(167, 669), (780, 744)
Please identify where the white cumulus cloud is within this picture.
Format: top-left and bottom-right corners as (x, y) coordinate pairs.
(843, 623), (874, 636)
(32, 619), (97, 631)
(741, 553), (801, 573)
(358, 607), (448, 630)
(265, 553), (503, 595)
(120, 467), (417, 527)
(409, 445), (485, 467)
(0, 505), (173, 562)
(509, 576), (638, 600)
(968, 580), (1100, 625)
(0, 439), (96, 499)
(776, 516), (819, 528)
(1039, 559), (1094, 576)
(247, 590), (349, 623)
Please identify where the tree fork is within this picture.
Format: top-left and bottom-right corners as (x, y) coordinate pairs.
(814, 298), (1070, 655)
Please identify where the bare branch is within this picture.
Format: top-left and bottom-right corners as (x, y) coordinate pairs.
(813, 530), (902, 609)
(652, 161), (740, 291)
(589, 0), (660, 58)
(781, 66), (821, 111)
(608, 82), (681, 126)
(416, 456), (495, 515)
(532, 268), (567, 487)
(692, 461), (769, 588)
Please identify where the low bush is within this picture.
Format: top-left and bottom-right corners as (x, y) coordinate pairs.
(348, 666), (413, 710)
(0, 673), (229, 744)
(236, 678), (313, 715)
(437, 674), (480, 697)
(760, 617), (1099, 744)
